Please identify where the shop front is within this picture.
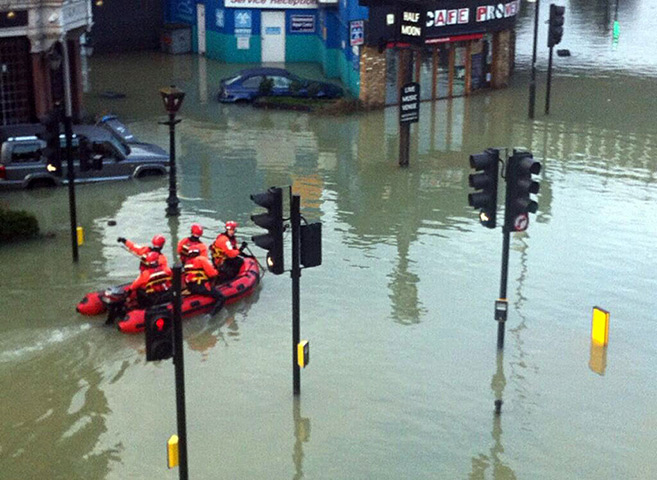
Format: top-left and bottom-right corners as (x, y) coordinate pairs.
(360, 0), (519, 106)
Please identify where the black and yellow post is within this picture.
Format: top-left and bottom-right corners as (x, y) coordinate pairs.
(291, 192), (302, 395)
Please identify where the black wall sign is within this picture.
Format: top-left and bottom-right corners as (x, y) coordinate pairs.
(399, 82), (420, 124)
(366, 0), (520, 46)
(399, 3), (426, 45)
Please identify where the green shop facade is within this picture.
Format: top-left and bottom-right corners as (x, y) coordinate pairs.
(165, 0), (520, 105)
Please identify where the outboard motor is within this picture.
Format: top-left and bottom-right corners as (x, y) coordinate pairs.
(102, 285), (129, 325)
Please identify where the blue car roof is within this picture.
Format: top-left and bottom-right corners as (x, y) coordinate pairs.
(238, 67), (291, 77)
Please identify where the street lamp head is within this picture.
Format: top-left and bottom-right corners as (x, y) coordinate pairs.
(159, 85), (185, 115)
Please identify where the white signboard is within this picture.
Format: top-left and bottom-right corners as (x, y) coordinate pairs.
(225, 0), (317, 9)
(237, 36), (250, 49)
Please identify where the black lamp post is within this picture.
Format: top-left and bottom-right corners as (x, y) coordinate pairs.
(159, 85), (185, 216)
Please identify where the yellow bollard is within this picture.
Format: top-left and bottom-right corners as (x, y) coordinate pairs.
(591, 307), (610, 346)
(297, 340), (309, 368)
(76, 226), (84, 246)
(167, 435), (179, 469)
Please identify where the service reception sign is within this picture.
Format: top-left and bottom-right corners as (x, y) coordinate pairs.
(225, 0), (318, 8)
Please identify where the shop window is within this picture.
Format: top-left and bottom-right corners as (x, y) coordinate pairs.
(437, 44), (450, 99)
(385, 48), (399, 106)
(0, 37), (33, 124)
(419, 48), (433, 101)
(453, 43), (466, 97)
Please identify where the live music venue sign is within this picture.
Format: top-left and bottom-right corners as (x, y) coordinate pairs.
(399, 82), (420, 124)
(398, 2), (426, 45)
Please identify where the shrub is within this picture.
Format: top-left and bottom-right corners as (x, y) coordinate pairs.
(0, 207), (40, 242)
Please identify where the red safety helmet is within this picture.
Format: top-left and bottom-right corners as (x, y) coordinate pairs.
(141, 251), (160, 268)
(225, 221), (238, 230)
(191, 223), (203, 237)
(151, 234), (166, 248)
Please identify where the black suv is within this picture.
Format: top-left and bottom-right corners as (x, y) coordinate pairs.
(0, 119), (169, 190)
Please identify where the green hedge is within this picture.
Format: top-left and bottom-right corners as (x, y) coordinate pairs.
(0, 207), (40, 242)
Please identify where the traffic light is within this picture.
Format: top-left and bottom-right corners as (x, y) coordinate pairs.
(548, 4), (565, 48)
(145, 305), (173, 361)
(468, 148), (500, 229)
(505, 150), (541, 232)
(40, 108), (62, 176)
(300, 222), (322, 268)
(250, 186), (285, 275)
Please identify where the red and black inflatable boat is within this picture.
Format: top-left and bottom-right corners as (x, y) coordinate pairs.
(76, 256), (261, 334)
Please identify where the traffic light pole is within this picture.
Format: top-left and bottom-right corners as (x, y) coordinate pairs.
(291, 193), (302, 395)
(497, 227), (511, 350)
(61, 39), (79, 263)
(528, 0), (540, 119)
(545, 46), (554, 115)
(172, 265), (189, 480)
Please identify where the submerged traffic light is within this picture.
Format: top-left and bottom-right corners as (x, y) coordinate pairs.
(504, 150), (541, 232)
(250, 186), (285, 275)
(548, 4), (565, 48)
(468, 148), (500, 229)
(40, 108), (62, 176)
(145, 305), (173, 361)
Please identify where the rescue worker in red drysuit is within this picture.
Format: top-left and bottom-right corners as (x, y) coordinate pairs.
(117, 234), (169, 271)
(127, 251), (173, 308)
(210, 221), (247, 281)
(182, 247), (225, 314)
(177, 223), (209, 264)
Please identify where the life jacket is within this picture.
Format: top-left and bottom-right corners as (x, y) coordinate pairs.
(183, 258), (210, 286)
(143, 267), (172, 294)
(211, 234), (237, 266)
(180, 239), (206, 263)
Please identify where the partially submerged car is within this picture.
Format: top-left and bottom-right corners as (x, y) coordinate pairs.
(217, 67), (344, 103)
(0, 120), (169, 190)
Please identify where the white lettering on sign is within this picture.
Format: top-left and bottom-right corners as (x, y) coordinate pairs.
(476, 1), (520, 22)
(403, 85), (417, 94)
(401, 25), (422, 36)
(427, 1), (519, 27)
(401, 103), (417, 111)
(401, 94), (418, 102)
(426, 8), (469, 27)
(403, 11), (420, 23)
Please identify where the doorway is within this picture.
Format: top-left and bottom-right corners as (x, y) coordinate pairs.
(261, 11), (285, 63)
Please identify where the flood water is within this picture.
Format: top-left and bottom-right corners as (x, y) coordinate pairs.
(2, 1), (657, 478)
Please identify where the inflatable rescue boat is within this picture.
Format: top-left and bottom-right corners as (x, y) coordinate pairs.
(76, 256), (261, 334)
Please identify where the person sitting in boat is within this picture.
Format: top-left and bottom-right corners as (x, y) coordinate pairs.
(127, 251), (173, 308)
(182, 247), (225, 314)
(177, 223), (208, 264)
(117, 234), (169, 271)
(211, 221), (247, 281)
